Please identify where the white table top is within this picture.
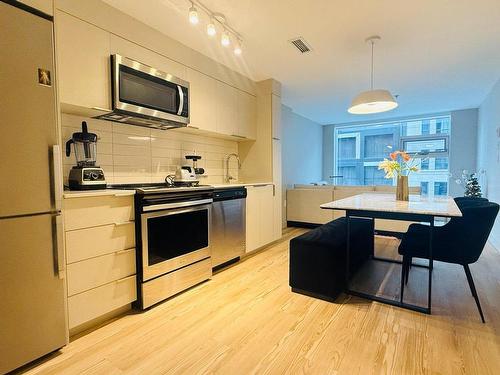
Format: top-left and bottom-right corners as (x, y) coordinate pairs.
(320, 193), (462, 218)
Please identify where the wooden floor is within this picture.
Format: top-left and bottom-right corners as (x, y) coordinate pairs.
(20, 228), (500, 375)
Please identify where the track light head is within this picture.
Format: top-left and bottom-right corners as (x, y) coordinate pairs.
(188, 3), (199, 24)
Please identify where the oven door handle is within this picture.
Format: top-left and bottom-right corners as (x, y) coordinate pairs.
(142, 198), (213, 212)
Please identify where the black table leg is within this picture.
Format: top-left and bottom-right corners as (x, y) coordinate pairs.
(427, 217), (434, 314)
(345, 213), (351, 289)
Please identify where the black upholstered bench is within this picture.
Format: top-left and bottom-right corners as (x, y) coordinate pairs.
(289, 217), (374, 301)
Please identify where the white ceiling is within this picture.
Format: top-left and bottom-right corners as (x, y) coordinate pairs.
(103, 0), (500, 125)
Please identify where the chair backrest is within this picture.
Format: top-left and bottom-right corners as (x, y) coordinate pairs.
(443, 202), (499, 264)
(454, 196), (489, 209)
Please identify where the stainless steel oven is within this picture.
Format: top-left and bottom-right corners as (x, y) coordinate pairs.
(94, 54), (189, 130)
(134, 185), (213, 309)
(141, 202), (211, 281)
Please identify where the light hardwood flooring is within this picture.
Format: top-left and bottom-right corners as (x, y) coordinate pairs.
(19, 228), (500, 375)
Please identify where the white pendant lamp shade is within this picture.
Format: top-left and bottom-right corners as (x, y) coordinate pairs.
(348, 89), (398, 114)
(348, 36), (398, 115)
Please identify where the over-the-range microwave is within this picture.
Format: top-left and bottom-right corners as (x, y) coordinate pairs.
(94, 54), (190, 130)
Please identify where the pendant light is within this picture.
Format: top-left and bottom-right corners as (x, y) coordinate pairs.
(348, 36), (398, 115)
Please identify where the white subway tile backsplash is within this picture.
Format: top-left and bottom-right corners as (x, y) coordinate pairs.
(61, 114), (239, 185)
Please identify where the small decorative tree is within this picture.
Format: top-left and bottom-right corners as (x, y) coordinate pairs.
(464, 174), (482, 198)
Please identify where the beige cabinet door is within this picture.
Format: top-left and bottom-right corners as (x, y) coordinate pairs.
(236, 90), (257, 139)
(272, 94), (282, 140)
(259, 185), (275, 246)
(245, 186), (260, 253)
(109, 35), (187, 80)
(216, 81), (237, 136)
(17, 0), (53, 15)
(56, 11), (111, 110)
(186, 68), (217, 132)
(272, 139), (283, 240)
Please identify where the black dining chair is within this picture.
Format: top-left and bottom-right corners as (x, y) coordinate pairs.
(398, 198), (499, 322)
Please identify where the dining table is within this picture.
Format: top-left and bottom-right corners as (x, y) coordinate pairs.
(320, 193), (462, 314)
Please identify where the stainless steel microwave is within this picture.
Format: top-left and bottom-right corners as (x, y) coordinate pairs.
(94, 54), (190, 130)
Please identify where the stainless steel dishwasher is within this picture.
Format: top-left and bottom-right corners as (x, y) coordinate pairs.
(211, 187), (246, 269)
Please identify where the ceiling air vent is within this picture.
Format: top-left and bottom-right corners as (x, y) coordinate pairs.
(289, 37), (312, 53)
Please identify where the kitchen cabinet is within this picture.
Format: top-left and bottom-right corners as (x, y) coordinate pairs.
(237, 90), (257, 139)
(17, 0), (53, 15)
(56, 11), (111, 111)
(216, 81), (238, 136)
(63, 194), (136, 331)
(272, 94), (282, 140)
(272, 139), (283, 240)
(110, 35), (187, 80)
(245, 184), (275, 253)
(186, 68), (217, 132)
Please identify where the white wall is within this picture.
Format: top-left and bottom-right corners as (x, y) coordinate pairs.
(477, 78), (500, 250)
(282, 105), (323, 188)
(449, 109), (478, 197)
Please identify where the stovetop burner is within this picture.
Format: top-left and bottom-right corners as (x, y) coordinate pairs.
(107, 183), (213, 194)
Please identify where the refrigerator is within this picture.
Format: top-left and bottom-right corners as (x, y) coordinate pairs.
(0, 2), (68, 373)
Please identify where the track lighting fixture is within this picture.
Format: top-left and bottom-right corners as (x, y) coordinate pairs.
(186, 1), (243, 55)
(188, 2), (199, 24)
(207, 19), (216, 36)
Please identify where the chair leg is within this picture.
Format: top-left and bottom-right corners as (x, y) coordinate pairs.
(405, 257), (410, 285)
(463, 264), (486, 323)
(400, 257), (406, 302)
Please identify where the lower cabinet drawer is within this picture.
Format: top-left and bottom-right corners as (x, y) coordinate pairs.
(142, 258), (212, 309)
(67, 249), (136, 296)
(68, 276), (136, 329)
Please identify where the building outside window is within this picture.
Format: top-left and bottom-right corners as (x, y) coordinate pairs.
(333, 116), (451, 197)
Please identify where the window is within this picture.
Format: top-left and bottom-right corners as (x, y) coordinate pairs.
(364, 134), (393, 158)
(364, 165), (391, 185)
(421, 120), (430, 135)
(434, 157), (448, 170)
(334, 115), (450, 197)
(434, 182), (448, 196)
(421, 182), (429, 195)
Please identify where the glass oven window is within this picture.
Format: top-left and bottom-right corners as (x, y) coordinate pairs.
(119, 65), (178, 114)
(146, 208), (208, 266)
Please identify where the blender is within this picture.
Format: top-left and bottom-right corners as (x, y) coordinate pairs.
(65, 121), (106, 190)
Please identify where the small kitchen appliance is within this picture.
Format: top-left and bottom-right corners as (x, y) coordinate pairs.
(65, 121), (106, 190)
(168, 154), (205, 187)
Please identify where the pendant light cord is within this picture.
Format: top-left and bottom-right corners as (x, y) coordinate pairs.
(370, 40), (374, 90)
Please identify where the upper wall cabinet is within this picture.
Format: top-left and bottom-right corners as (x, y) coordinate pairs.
(186, 68), (217, 133)
(109, 35), (187, 81)
(56, 12), (111, 111)
(216, 81), (238, 136)
(271, 94), (282, 140)
(237, 91), (257, 140)
(17, 0), (53, 15)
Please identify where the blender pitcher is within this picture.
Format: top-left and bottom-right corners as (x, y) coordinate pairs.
(65, 121), (106, 190)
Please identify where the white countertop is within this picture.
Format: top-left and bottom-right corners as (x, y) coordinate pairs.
(320, 193), (462, 217)
(63, 189), (136, 199)
(63, 182), (274, 198)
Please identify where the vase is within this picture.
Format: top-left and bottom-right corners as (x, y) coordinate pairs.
(396, 175), (409, 201)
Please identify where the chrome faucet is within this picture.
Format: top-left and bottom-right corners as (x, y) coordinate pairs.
(225, 153), (241, 183)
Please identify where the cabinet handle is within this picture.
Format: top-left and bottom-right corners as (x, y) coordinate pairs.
(115, 248), (134, 255)
(114, 221), (133, 226)
(272, 137), (280, 141)
(231, 134), (248, 139)
(91, 106), (112, 113)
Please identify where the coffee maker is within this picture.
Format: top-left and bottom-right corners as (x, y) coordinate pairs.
(65, 121), (106, 190)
